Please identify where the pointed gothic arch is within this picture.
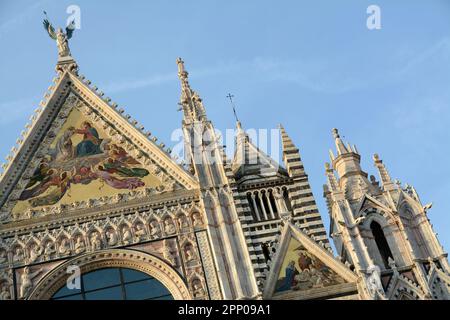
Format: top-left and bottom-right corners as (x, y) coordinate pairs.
(398, 203), (430, 259)
(370, 221), (394, 269)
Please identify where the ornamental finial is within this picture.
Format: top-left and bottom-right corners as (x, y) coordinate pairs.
(332, 128), (340, 139)
(176, 57), (188, 81)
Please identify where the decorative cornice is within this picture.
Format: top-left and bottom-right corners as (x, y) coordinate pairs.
(0, 189), (199, 237)
(237, 177), (293, 192)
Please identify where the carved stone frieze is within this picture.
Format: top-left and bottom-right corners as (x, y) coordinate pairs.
(0, 201), (204, 268)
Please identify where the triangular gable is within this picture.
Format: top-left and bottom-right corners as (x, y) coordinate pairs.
(0, 68), (198, 223)
(395, 190), (424, 216)
(385, 272), (424, 300)
(355, 194), (395, 219)
(426, 262), (450, 299)
(263, 221), (358, 299)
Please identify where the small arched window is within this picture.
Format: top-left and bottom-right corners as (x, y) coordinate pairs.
(370, 221), (394, 269)
(246, 192), (258, 221)
(282, 188), (292, 211)
(268, 190), (278, 217)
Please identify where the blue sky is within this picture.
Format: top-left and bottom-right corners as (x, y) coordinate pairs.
(0, 1), (449, 252)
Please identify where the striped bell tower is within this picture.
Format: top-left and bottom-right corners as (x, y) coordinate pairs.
(279, 125), (330, 247)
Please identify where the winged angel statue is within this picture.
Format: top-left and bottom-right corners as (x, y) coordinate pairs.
(43, 17), (76, 57)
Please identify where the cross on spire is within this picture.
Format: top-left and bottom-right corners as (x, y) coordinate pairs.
(226, 93), (239, 123)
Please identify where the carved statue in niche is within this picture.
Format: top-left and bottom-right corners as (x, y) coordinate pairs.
(106, 229), (118, 246)
(19, 267), (42, 299)
(388, 257), (399, 276)
(184, 243), (196, 262)
(74, 235), (86, 254)
(192, 279), (205, 298)
(134, 223), (146, 241)
(149, 220), (161, 239)
(192, 212), (204, 228)
(58, 238), (70, 255)
(273, 188), (288, 214)
(13, 247), (24, 263)
(178, 215), (189, 230)
(163, 240), (176, 266)
(43, 241), (56, 260)
(28, 243), (43, 263)
(164, 218), (176, 235)
(121, 226), (132, 244)
(0, 283), (11, 300)
(0, 249), (7, 264)
(366, 265), (386, 300)
(90, 232), (102, 251)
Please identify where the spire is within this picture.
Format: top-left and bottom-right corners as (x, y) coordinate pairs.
(233, 121), (249, 174)
(373, 154), (394, 189)
(176, 58), (207, 122)
(279, 124), (299, 156)
(234, 120), (246, 150)
(176, 57), (189, 83)
(235, 120), (246, 143)
(279, 124), (304, 177)
(227, 94), (243, 145)
(176, 60), (260, 299)
(328, 128), (365, 182)
(325, 162), (339, 192)
(332, 128), (349, 156)
(329, 128), (361, 161)
(328, 149), (335, 162)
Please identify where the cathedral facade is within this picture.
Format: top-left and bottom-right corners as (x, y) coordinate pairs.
(0, 34), (449, 300)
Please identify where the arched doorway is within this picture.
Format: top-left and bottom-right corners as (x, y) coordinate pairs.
(28, 249), (191, 300)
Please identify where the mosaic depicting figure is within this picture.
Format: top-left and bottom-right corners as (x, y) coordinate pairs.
(275, 241), (345, 293)
(16, 119), (150, 208)
(277, 260), (298, 292)
(73, 122), (103, 158)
